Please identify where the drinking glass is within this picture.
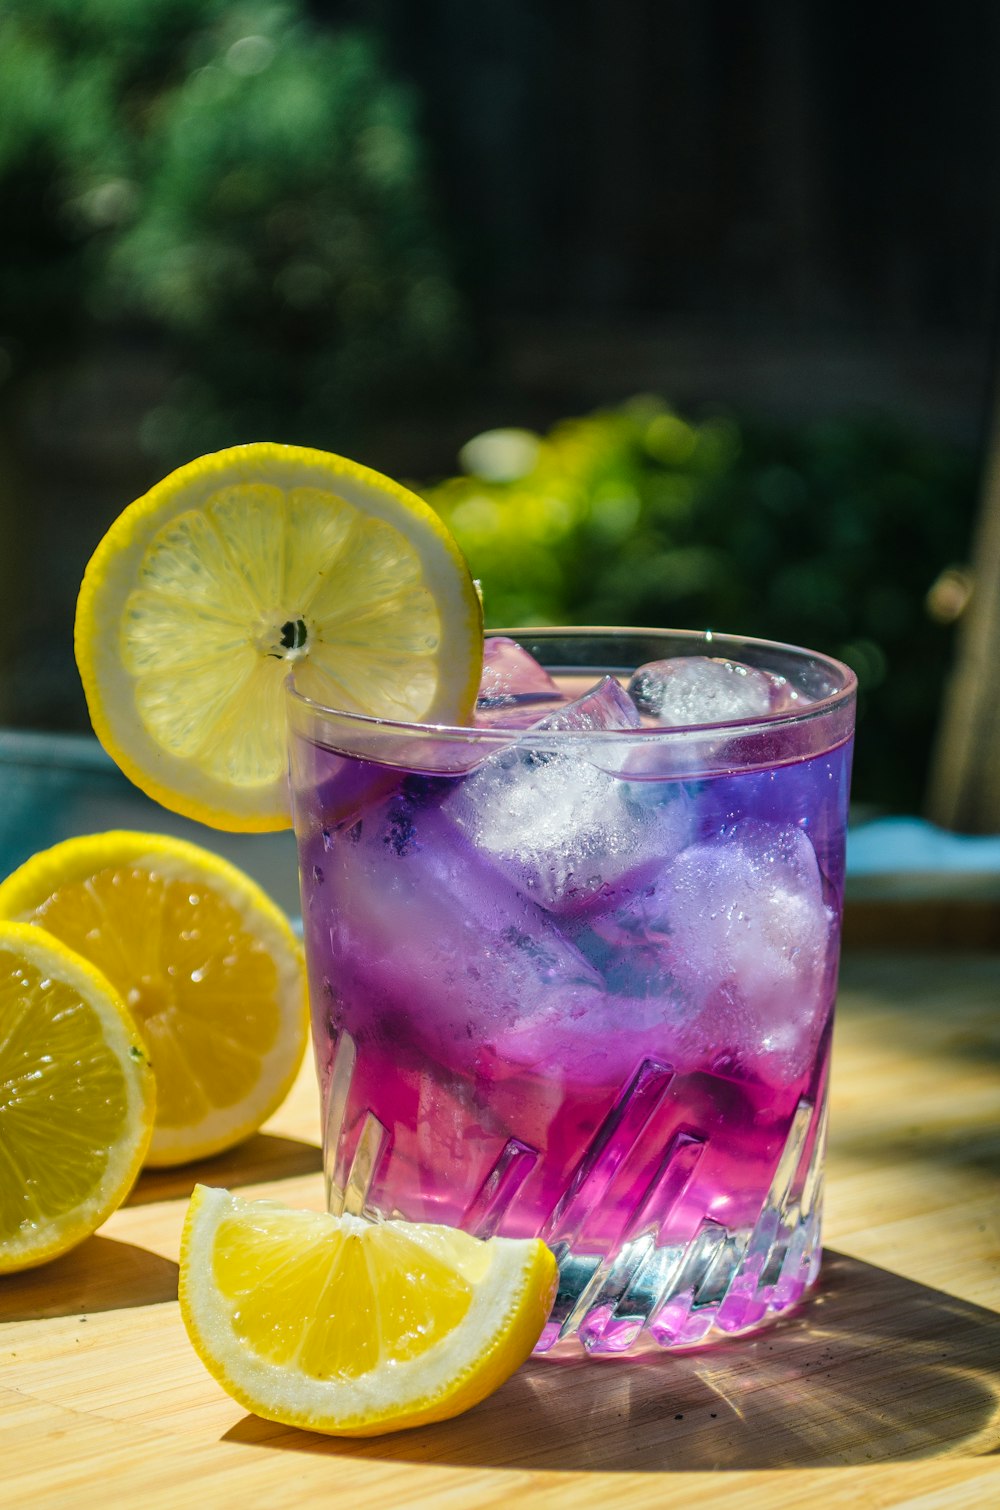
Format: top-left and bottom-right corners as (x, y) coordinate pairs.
(287, 629), (856, 1354)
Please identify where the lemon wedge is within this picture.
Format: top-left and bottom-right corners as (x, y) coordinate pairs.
(0, 921), (155, 1272)
(74, 442), (484, 831)
(0, 832), (306, 1167)
(180, 1185), (557, 1436)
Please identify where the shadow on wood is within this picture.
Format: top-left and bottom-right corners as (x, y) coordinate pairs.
(125, 1133), (324, 1208)
(0, 1236), (178, 1321)
(222, 1252), (1000, 1471)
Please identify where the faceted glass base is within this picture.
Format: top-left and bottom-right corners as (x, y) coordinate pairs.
(535, 1206), (823, 1356)
(533, 1084), (826, 1354)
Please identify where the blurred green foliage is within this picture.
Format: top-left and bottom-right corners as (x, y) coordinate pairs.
(425, 399), (979, 811)
(0, 0), (459, 455)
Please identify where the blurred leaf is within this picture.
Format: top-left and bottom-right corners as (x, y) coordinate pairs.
(425, 399), (978, 811)
(0, 0), (460, 450)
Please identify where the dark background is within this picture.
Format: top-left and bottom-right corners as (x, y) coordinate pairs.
(2, 1), (998, 813)
(358, 0), (1000, 454)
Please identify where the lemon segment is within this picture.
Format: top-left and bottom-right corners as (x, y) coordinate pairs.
(0, 832), (307, 1167)
(180, 1186), (558, 1436)
(74, 443), (484, 831)
(0, 921), (155, 1273)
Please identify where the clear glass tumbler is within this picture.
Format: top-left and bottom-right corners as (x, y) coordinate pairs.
(287, 629), (856, 1354)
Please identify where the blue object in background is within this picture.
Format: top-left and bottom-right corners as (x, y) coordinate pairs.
(847, 816), (1000, 876)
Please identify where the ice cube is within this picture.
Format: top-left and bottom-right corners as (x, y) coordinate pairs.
(534, 675), (640, 732)
(628, 656), (780, 726)
(569, 859), (680, 997)
(306, 793), (606, 1072)
(484, 979), (678, 1087)
(445, 752), (621, 911)
(479, 636), (560, 700)
(474, 636), (566, 727)
(445, 681), (691, 913)
(477, 858), (691, 1085)
(659, 824), (834, 1079)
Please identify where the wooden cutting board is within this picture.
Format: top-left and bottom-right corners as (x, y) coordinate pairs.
(3, 950), (999, 1509)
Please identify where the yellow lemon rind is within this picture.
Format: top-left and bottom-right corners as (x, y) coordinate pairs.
(179, 1185), (558, 1436)
(0, 831), (308, 1168)
(74, 442), (484, 833)
(0, 920), (156, 1274)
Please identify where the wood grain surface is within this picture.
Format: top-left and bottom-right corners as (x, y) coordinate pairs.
(3, 949), (999, 1509)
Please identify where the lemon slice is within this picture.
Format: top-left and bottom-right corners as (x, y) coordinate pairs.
(75, 442), (484, 831)
(180, 1185), (557, 1436)
(0, 832), (307, 1167)
(0, 921), (155, 1273)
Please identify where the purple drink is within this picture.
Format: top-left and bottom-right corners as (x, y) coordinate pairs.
(288, 629), (856, 1354)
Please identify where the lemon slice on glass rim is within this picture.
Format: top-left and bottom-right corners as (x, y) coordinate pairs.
(75, 442), (484, 831)
(0, 832), (307, 1167)
(0, 921), (155, 1272)
(180, 1185), (558, 1437)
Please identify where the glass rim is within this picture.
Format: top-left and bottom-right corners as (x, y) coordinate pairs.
(286, 624), (858, 745)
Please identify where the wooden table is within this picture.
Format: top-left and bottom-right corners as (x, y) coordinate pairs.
(4, 947), (999, 1508)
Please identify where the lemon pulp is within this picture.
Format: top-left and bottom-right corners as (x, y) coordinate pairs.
(0, 922), (155, 1272)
